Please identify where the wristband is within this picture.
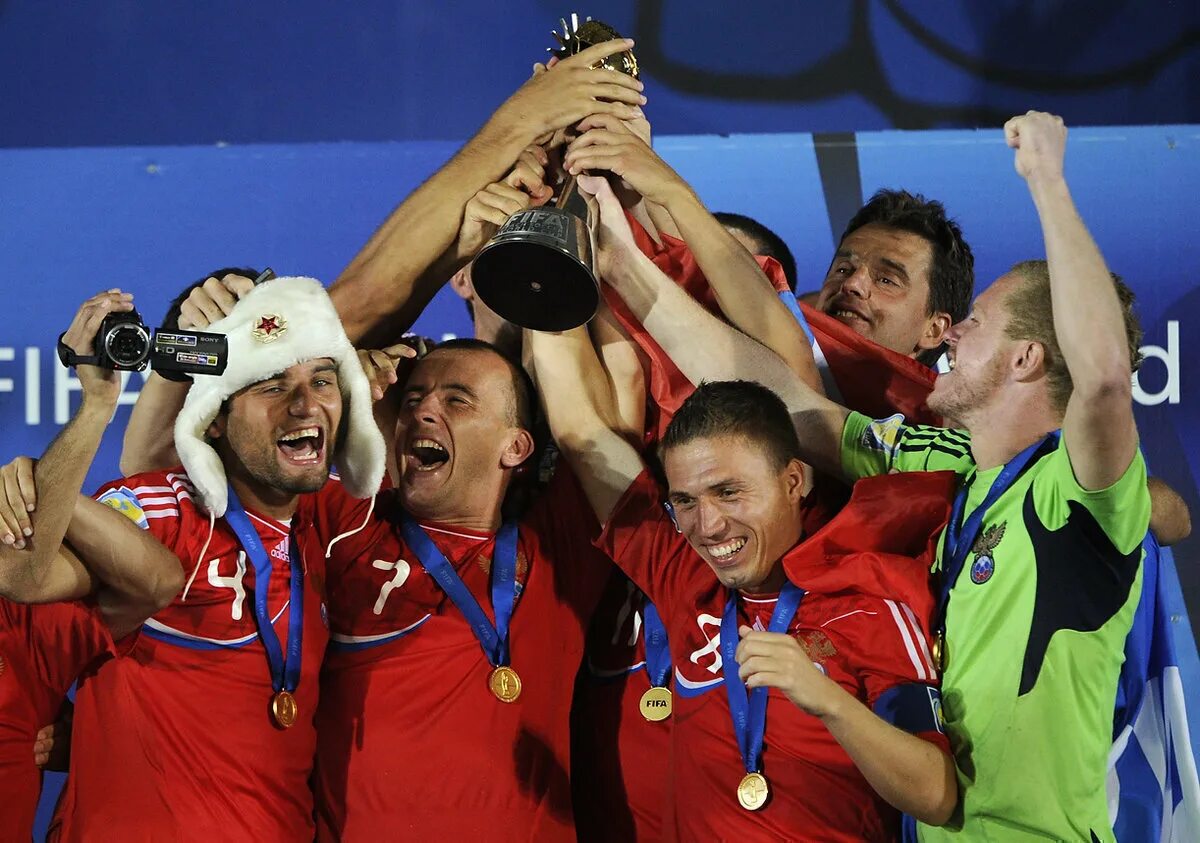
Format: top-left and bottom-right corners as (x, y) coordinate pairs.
(56, 332), (101, 369)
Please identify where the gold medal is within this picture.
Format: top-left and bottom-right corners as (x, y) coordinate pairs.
(489, 665), (522, 703)
(638, 686), (673, 721)
(271, 690), (298, 729)
(737, 771), (770, 811)
(932, 632), (946, 673)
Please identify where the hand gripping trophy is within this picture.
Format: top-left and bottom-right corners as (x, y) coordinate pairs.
(470, 14), (639, 332)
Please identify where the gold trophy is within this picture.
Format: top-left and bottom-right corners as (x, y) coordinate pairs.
(471, 15), (639, 332)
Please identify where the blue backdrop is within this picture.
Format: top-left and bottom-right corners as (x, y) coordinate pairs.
(1, 0), (1197, 148)
(2, 125), (1197, 835)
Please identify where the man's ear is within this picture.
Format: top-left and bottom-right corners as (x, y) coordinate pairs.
(917, 311), (954, 352)
(1013, 339), (1046, 384)
(207, 412), (228, 442)
(500, 428), (536, 470)
(449, 266), (475, 303)
(784, 459), (806, 504)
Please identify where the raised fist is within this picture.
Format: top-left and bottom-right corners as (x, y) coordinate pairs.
(1004, 111), (1067, 185)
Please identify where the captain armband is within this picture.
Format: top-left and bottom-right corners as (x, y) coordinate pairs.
(872, 683), (945, 735)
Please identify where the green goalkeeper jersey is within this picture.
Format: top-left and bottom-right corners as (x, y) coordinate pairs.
(842, 411), (1148, 842)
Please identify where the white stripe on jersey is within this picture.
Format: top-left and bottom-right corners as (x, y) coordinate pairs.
(419, 523), (491, 542)
(811, 336), (845, 404)
(166, 473), (197, 493)
(884, 599), (928, 681)
(820, 609), (878, 628)
(587, 658), (647, 679)
(137, 495), (188, 506)
(247, 511), (289, 536)
(329, 613), (432, 645)
(674, 666), (724, 691)
(131, 485), (176, 496)
(144, 600), (289, 646)
(145, 509), (180, 519)
(899, 601), (938, 677)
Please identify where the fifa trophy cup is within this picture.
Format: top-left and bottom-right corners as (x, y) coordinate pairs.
(470, 15), (639, 332)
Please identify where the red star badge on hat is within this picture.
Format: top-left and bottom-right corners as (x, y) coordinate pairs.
(251, 313), (288, 343)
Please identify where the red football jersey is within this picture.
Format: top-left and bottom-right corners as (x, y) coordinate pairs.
(305, 468), (612, 842)
(0, 599), (117, 842)
(571, 485), (845, 842)
(597, 470), (952, 842)
(572, 574), (670, 842)
(49, 469), (329, 843)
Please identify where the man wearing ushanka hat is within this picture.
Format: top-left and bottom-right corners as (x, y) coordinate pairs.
(48, 275), (386, 842)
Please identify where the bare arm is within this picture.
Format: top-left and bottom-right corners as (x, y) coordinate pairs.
(0, 292), (133, 602)
(330, 40), (646, 347)
(580, 175), (849, 478)
(564, 115), (820, 390)
(1, 292), (184, 635)
(121, 374), (189, 474)
(816, 680), (957, 823)
(0, 455), (94, 603)
(589, 298), (646, 444)
(664, 191), (821, 392)
(64, 497), (184, 639)
(1008, 112), (1138, 490)
(1149, 476), (1192, 546)
(525, 325), (644, 525)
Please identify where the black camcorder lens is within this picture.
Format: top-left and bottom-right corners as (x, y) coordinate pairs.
(105, 324), (151, 368)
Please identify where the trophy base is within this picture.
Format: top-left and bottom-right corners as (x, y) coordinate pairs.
(471, 237), (599, 332)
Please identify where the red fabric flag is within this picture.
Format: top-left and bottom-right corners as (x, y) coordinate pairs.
(799, 302), (942, 426)
(605, 213), (792, 442)
(782, 470), (955, 624)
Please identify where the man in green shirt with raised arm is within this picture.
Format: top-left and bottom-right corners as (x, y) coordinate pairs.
(591, 110), (1147, 841)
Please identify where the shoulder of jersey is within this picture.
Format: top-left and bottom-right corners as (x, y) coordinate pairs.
(96, 470), (200, 530)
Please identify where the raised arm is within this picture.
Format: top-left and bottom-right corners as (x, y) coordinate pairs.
(1007, 112), (1139, 489)
(330, 40), (646, 347)
(0, 292), (183, 635)
(564, 116), (820, 390)
(525, 324), (644, 526)
(579, 175), (850, 478)
(0, 292), (132, 602)
(588, 297), (646, 444)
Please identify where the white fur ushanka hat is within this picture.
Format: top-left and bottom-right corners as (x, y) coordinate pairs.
(173, 275), (386, 517)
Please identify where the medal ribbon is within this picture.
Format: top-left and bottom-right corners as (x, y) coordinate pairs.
(937, 433), (1058, 631)
(721, 582), (805, 775)
(642, 600), (672, 689)
(399, 516), (519, 668)
(224, 486), (304, 695)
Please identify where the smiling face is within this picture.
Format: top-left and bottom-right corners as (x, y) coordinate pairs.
(210, 357), (343, 498)
(816, 223), (948, 357)
(663, 434), (805, 595)
(396, 347), (533, 525)
(927, 273), (1021, 426)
